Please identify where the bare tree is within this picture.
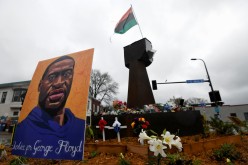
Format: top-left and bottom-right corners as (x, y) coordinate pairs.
(167, 96), (208, 106)
(89, 69), (119, 105)
(185, 97), (208, 105)
(167, 96), (184, 106)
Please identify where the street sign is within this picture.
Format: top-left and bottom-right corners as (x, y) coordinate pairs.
(186, 79), (205, 83)
(200, 102), (206, 107)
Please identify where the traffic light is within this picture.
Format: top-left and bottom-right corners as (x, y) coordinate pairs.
(209, 91), (221, 102)
(152, 80), (157, 90)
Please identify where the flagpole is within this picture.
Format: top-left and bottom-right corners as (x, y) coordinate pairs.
(131, 5), (143, 39)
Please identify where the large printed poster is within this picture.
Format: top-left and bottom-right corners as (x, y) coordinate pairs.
(12, 49), (94, 160)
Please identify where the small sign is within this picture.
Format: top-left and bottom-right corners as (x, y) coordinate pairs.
(186, 79), (205, 83)
(215, 106), (220, 113)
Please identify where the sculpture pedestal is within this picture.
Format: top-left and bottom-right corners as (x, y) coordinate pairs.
(127, 60), (155, 108)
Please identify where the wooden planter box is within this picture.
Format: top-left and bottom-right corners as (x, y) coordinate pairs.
(85, 143), (127, 154)
(126, 144), (148, 158)
(183, 135), (241, 155)
(84, 143), (148, 157)
(84, 135), (242, 157)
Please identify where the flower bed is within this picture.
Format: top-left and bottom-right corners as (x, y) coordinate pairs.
(84, 135), (242, 157)
(183, 135), (241, 154)
(1, 135), (248, 165)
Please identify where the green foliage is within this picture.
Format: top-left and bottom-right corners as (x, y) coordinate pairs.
(162, 129), (167, 135)
(85, 125), (94, 139)
(90, 151), (98, 158)
(10, 156), (27, 165)
(147, 150), (164, 165)
(118, 153), (130, 165)
(201, 115), (210, 138)
(192, 159), (202, 165)
(212, 143), (240, 161)
(165, 153), (181, 164)
(146, 129), (158, 137)
(209, 117), (238, 135)
(240, 121), (248, 134)
(164, 153), (193, 165)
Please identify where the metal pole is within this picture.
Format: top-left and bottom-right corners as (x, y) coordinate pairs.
(191, 58), (214, 91)
(199, 59), (214, 92)
(191, 58), (219, 117)
(131, 5), (144, 39)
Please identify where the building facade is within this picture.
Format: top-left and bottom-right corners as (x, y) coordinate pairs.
(0, 81), (30, 119)
(196, 104), (248, 122)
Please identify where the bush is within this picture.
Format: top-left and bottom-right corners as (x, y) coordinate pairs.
(212, 143), (240, 161)
(163, 153), (193, 165)
(209, 117), (238, 135)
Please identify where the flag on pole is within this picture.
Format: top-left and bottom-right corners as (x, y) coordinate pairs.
(114, 7), (138, 34)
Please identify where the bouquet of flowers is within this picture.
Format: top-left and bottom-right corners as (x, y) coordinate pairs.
(131, 117), (150, 134)
(138, 129), (182, 164)
(0, 143), (7, 160)
(113, 100), (127, 110)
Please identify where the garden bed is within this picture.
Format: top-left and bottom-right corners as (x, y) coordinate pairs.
(1, 135), (248, 165)
(85, 135), (242, 157)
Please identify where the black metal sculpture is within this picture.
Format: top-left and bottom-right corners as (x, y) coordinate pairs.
(124, 38), (156, 108)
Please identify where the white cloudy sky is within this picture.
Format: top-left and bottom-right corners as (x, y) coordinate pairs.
(0, 0), (248, 105)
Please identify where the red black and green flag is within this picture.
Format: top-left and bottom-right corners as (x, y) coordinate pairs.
(114, 7), (138, 34)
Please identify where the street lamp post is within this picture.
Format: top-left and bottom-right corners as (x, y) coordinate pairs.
(191, 58), (220, 117)
(191, 58), (214, 92)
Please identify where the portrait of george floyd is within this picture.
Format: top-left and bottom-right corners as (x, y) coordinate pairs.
(12, 49), (94, 160)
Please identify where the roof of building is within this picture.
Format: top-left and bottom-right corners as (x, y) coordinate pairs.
(0, 80), (31, 88)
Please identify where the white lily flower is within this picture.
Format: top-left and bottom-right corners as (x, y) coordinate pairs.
(149, 139), (167, 157)
(148, 136), (157, 150)
(138, 129), (152, 145)
(161, 131), (175, 149)
(172, 136), (183, 152)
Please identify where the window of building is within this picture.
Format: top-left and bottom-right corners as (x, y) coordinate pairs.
(92, 103), (95, 112)
(13, 111), (19, 116)
(12, 88), (27, 102)
(1, 92), (7, 103)
(244, 112), (248, 121)
(95, 105), (98, 113)
(230, 113), (237, 117)
(87, 100), (91, 110)
(86, 116), (91, 125)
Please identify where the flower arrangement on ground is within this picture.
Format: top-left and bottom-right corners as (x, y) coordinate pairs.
(131, 117), (150, 134)
(138, 129), (182, 164)
(0, 143), (7, 160)
(113, 100), (127, 110)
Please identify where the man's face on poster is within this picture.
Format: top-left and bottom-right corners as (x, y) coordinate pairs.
(38, 58), (74, 115)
